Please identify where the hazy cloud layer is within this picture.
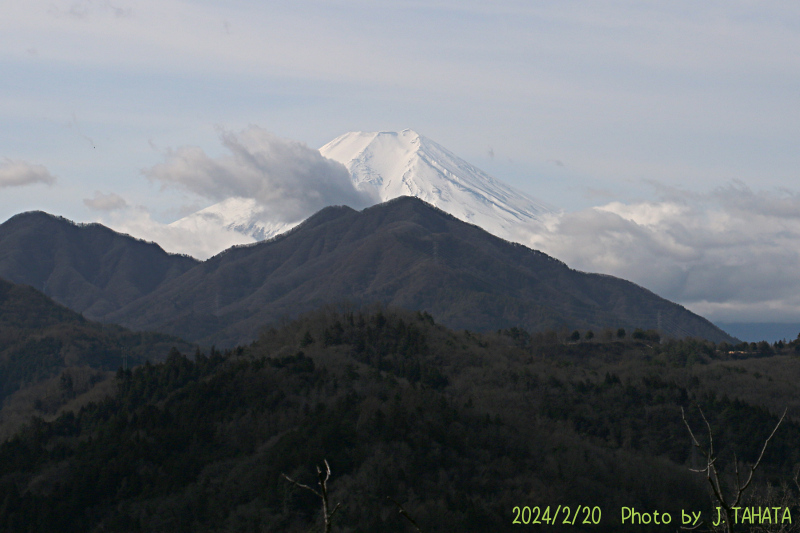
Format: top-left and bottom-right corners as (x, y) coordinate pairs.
(523, 183), (800, 323)
(0, 159), (56, 188)
(48, 0), (132, 20)
(145, 126), (374, 223)
(83, 191), (128, 211)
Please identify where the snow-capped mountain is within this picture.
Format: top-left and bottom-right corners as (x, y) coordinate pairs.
(171, 129), (553, 246)
(320, 129), (552, 239)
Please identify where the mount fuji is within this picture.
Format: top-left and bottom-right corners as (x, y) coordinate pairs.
(170, 129), (552, 250)
(322, 130), (553, 236)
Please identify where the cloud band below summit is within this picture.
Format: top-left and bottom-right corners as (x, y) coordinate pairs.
(145, 126), (375, 224)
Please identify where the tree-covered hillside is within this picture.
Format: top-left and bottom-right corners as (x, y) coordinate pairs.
(0, 306), (796, 532)
(0, 278), (194, 440)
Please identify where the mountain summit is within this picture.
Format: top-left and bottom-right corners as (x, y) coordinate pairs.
(320, 129), (553, 239)
(171, 130), (552, 247)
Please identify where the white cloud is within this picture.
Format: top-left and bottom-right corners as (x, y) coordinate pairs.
(83, 191), (128, 211)
(0, 159), (56, 188)
(523, 183), (800, 322)
(145, 126), (375, 224)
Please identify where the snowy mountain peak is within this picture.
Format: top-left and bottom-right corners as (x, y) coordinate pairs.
(320, 129), (553, 238)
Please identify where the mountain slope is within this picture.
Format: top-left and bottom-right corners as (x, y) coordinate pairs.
(108, 197), (735, 346)
(0, 276), (191, 395)
(0, 277), (193, 439)
(0, 211), (200, 320)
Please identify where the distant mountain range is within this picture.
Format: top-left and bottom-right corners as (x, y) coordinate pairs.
(0, 198), (735, 346)
(714, 322), (800, 343)
(170, 129), (553, 245)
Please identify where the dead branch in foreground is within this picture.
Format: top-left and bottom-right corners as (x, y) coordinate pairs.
(681, 405), (787, 533)
(282, 459), (342, 533)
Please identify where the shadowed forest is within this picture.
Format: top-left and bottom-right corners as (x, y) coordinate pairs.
(0, 305), (798, 532)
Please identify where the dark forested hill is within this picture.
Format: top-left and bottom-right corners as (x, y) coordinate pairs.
(0, 277), (193, 439)
(0, 211), (199, 320)
(108, 197), (735, 346)
(0, 307), (794, 532)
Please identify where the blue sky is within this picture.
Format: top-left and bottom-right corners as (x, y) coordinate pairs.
(2, 1), (800, 327)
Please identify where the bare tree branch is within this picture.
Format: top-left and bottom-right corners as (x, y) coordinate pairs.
(680, 405), (788, 533)
(282, 459), (342, 533)
(282, 473), (322, 498)
(735, 408), (787, 501)
(388, 497), (424, 533)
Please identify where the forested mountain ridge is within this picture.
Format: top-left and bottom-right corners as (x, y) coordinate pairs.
(0, 306), (795, 532)
(107, 197), (736, 346)
(0, 211), (199, 320)
(0, 199), (736, 346)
